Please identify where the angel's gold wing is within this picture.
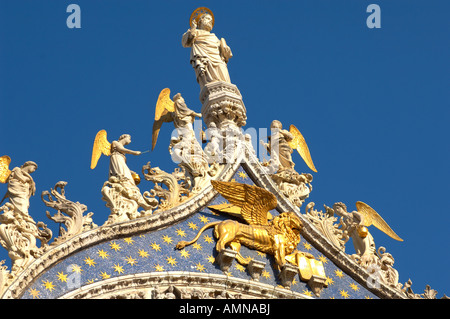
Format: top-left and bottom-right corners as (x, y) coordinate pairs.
(0, 155), (12, 183)
(210, 180), (277, 226)
(90, 130), (111, 169)
(288, 124), (317, 173)
(152, 88), (175, 150)
(356, 201), (403, 242)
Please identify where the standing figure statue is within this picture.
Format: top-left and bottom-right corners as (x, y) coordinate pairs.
(261, 120), (317, 207)
(182, 7), (233, 90)
(0, 156), (52, 273)
(0, 159), (37, 218)
(152, 88), (213, 193)
(91, 131), (157, 224)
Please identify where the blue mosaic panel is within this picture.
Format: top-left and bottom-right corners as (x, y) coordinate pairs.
(22, 166), (378, 299)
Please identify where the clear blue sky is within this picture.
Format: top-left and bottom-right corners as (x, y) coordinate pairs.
(1, 0), (449, 297)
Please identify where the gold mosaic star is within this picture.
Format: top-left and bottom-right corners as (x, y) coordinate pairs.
(365, 295), (373, 299)
(235, 263), (245, 272)
(350, 283), (360, 291)
(318, 255), (328, 263)
(192, 242), (202, 251)
(100, 272), (110, 280)
(162, 235), (173, 244)
(84, 256), (96, 267)
(42, 280), (55, 292)
(292, 278), (298, 285)
(29, 288), (40, 299)
(262, 270), (271, 279)
(125, 256), (138, 266)
(176, 228), (186, 237)
(87, 279), (95, 284)
(199, 215), (209, 224)
(113, 264), (124, 274)
(110, 241), (121, 252)
(340, 290), (350, 299)
(334, 270), (344, 278)
(238, 171), (248, 179)
(188, 222), (198, 230)
(195, 263), (205, 272)
(56, 272), (68, 283)
(124, 237), (135, 245)
(303, 242), (312, 250)
(325, 276), (334, 286)
(179, 249), (190, 259)
(150, 242), (161, 252)
(203, 234), (214, 243)
(154, 264), (164, 272)
(71, 264), (83, 274)
(166, 256), (177, 266)
(207, 255), (215, 263)
(97, 249), (109, 259)
(138, 249), (149, 258)
(302, 289), (313, 297)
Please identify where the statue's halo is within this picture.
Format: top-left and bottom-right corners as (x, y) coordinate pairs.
(190, 7), (214, 28)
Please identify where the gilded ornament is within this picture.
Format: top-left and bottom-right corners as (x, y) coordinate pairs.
(176, 180), (303, 269)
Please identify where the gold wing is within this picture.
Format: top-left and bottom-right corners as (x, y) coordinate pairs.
(210, 180), (277, 226)
(0, 155), (12, 183)
(288, 124), (317, 173)
(356, 201), (403, 242)
(152, 88), (175, 150)
(90, 130), (111, 169)
(155, 88), (174, 121)
(208, 202), (274, 221)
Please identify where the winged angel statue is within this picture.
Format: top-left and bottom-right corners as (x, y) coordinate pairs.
(262, 120), (317, 207)
(152, 88), (213, 192)
(91, 131), (157, 223)
(331, 201), (403, 268)
(177, 180), (314, 272)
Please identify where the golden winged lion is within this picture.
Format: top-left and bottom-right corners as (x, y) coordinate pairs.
(176, 180), (303, 269)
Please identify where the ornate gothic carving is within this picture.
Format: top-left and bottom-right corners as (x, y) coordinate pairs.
(42, 181), (97, 245)
(141, 162), (192, 212)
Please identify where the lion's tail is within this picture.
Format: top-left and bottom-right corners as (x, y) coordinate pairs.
(176, 221), (221, 249)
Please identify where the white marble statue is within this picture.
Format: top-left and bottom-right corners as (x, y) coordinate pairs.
(182, 8), (232, 90)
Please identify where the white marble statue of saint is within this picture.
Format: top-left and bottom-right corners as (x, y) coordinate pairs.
(182, 8), (232, 89)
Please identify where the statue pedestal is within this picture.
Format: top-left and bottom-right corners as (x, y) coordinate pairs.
(308, 275), (328, 297)
(248, 259), (266, 281)
(199, 81), (247, 129)
(278, 263), (298, 288)
(216, 248), (237, 272)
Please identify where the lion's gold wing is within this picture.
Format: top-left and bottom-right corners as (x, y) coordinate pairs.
(90, 130), (111, 169)
(152, 88), (175, 150)
(208, 202), (274, 221)
(288, 124), (317, 173)
(0, 155), (12, 183)
(210, 180), (277, 226)
(356, 201), (403, 242)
